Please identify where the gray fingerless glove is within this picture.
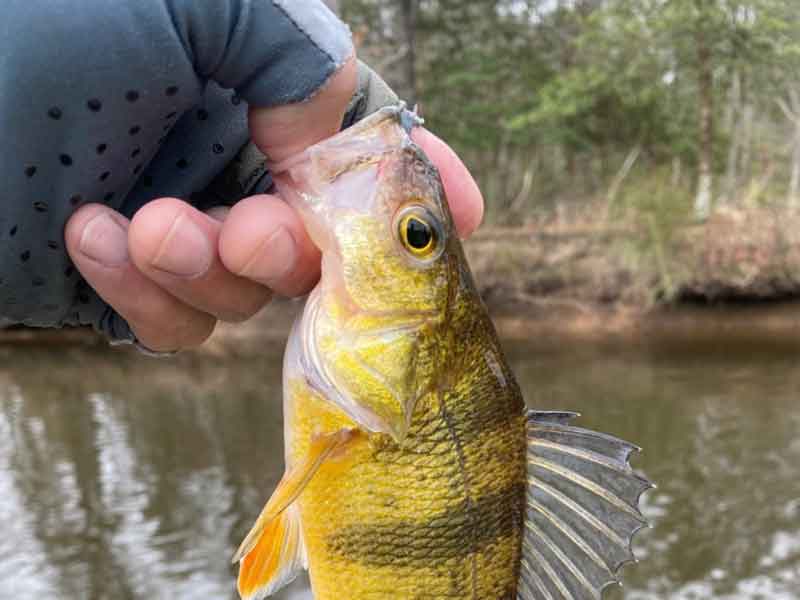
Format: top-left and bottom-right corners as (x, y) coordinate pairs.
(0, 0), (352, 342)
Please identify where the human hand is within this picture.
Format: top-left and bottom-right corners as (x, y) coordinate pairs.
(64, 60), (484, 352)
(0, 1), (481, 351)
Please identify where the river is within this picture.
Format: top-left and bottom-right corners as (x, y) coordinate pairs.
(0, 332), (798, 599)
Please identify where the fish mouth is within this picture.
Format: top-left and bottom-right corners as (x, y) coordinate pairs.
(299, 289), (435, 443)
(270, 104), (420, 175)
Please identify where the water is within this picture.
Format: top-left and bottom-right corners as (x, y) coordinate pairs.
(0, 333), (799, 599)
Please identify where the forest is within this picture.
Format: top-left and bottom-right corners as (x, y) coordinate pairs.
(333, 1), (800, 315)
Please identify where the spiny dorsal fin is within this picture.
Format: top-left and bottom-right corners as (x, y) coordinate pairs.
(518, 410), (653, 600)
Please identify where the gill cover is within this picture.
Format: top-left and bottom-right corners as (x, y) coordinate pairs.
(272, 106), (456, 442)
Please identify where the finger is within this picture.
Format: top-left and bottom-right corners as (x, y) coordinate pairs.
(411, 128), (485, 239)
(64, 204), (216, 351)
(128, 198), (273, 322)
(219, 195), (321, 297)
(249, 55), (358, 163)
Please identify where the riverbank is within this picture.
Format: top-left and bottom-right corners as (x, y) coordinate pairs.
(204, 297), (800, 356)
(468, 206), (800, 312)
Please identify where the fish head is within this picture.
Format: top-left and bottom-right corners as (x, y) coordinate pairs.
(273, 107), (460, 443)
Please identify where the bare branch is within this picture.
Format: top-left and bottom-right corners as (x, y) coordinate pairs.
(374, 44), (410, 73)
(776, 97), (799, 125)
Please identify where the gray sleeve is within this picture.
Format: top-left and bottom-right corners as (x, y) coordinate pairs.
(0, 0), (353, 341)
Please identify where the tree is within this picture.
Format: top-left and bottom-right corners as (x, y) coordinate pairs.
(400, 0), (419, 105)
(342, 0), (800, 222)
(693, 1), (715, 219)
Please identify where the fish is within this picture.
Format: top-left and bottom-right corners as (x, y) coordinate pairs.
(232, 105), (652, 600)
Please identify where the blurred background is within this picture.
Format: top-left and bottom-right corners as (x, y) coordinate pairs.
(344, 0), (800, 311)
(3, 1), (800, 599)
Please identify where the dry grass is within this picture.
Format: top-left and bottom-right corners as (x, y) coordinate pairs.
(467, 205), (800, 314)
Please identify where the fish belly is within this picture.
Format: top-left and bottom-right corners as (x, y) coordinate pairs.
(287, 378), (527, 600)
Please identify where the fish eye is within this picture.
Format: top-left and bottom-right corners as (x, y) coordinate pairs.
(401, 215), (434, 254)
(396, 204), (444, 260)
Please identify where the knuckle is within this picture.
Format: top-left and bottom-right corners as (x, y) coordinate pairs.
(126, 301), (216, 351)
(168, 312), (217, 348)
(280, 265), (320, 297)
(185, 318), (217, 347)
(131, 326), (179, 353)
(216, 289), (272, 323)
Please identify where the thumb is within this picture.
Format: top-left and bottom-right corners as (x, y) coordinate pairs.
(248, 55), (358, 164)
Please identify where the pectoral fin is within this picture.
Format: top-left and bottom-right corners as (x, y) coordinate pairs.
(233, 428), (360, 599)
(518, 411), (653, 600)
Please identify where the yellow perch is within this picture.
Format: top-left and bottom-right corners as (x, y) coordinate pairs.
(233, 106), (652, 600)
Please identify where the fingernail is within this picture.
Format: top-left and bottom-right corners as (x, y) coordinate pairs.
(241, 226), (297, 285)
(151, 213), (212, 277)
(79, 213), (129, 267)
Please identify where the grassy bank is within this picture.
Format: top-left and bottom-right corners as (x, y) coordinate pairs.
(469, 206), (800, 314)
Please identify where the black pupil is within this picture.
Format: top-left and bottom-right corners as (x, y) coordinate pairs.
(406, 217), (432, 249)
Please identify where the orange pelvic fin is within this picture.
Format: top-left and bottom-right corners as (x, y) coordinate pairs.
(233, 428), (360, 599)
(236, 505), (305, 600)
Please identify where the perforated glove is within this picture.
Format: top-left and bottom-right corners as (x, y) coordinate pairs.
(0, 0), (395, 345)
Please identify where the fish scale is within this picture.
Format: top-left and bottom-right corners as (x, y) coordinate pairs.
(288, 297), (526, 597)
(233, 106), (652, 600)
(285, 380), (524, 598)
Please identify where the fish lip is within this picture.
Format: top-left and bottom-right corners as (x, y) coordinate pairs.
(269, 103), (419, 176)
